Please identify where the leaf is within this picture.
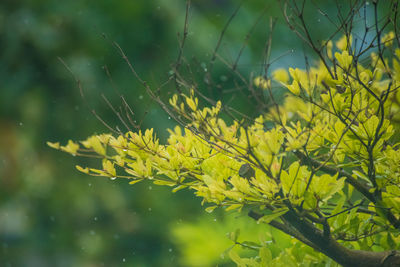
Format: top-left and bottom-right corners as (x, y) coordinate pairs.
(102, 159), (116, 177)
(172, 185), (187, 193)
(225, 204), (243, 212)
(258, 208), (288, 224)
(47, 141), (60, 149)
(60, 140), (80, 155)
(228, 229), (240, 242)
(75, 165), (89, 174)
(153, 180), (176, 186)
(221, 244), (235, 260)
(81, 136), (106, 155)
(128, 179), (143, 185)
(272, 68), (289, 84)
(386, 233), (396, 249)
(259, 247), (272, 266)
(241, 241), (261, 250)
(286, 80), (301, 95)
(228, 250), (245, 266)
(205, 206), (218, 213)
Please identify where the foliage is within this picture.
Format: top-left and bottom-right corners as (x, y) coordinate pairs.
(2, 0), (257, 265)
(49, 0), (400, 266)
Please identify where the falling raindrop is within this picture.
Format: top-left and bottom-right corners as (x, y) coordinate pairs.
(122, 258), (126, 262)
(148, 208), (152, 211)
(139, 95), (143, 100)
(88, 183), (92, 187)
(94, 217), (98, 221)
(168, 248), (173, 252)
(213, 218), (217, 222)
(19, 122), (23, 126)
(148, 186), (152, 190)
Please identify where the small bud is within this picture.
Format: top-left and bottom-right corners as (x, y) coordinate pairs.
(239, 163), (255, 179)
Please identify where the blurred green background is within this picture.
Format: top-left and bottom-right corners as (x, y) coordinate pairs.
(0, 0), (378, 266)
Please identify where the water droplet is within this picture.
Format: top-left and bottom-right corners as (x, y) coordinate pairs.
(148, 186), (152, 190)
(139, 95), (143, 100)
(50, 216), (55, 221)
(157, 6), (160, 10)
(90, 230), (95, 235)
(94, 217), (98, 221)
(168, 248), (172, 252)
(213, 218), (217, 222)
(291, 49), (294, 53)
(317, 19), (321, 22)
(111, 177), (117, 180)
(19, 122), (23, 126)
(122, 258), (126, 262)
(168, 116), (171, 120)
(123, 149), (128, 152)
(148, 208), (152, 211)
(88, 183), (92, 187)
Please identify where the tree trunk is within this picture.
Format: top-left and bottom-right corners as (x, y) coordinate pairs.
(249, 210), (400, 266)
(281, 211), (400, 267)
